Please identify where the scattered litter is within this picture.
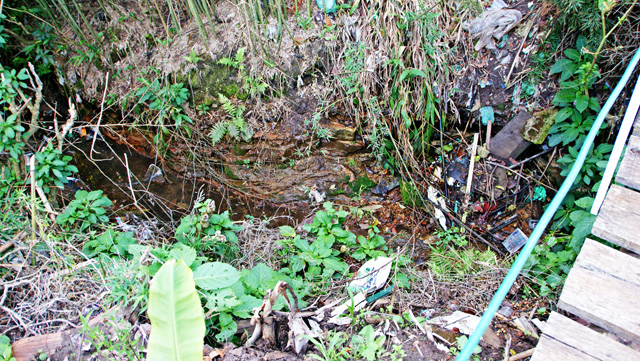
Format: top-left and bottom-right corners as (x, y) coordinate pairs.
(479, 79), (493, 88)
(144, 164), (165, 183)
(308, 189), (326, 203)
(497, 302), (514, 318)
(479, 106), (495, 126)
(421, 308), (437, 319)
(514, 316), (539, 338)
(429, 311), (480, 335)
(502, 228), (528, 254)
(428, 186), (448, 230)
(463, 0), (523, 51)
(347, 256), (393, 294)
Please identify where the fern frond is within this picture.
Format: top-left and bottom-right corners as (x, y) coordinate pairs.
(227, 122), (239, 139)
(235, 47), (246, 64)
(219, 94), (237, 116)
(232, 113), (245, 132)
(209, 122), (227, 146)
(242, 127), (254, 142)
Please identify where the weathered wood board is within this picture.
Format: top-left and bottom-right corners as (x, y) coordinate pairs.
(531, 312), (640, 361)
(634, 110), (640, 136)
(616, 134), (640, 192)
(591, 184), (640, 254)
(558, 239), (640, 343)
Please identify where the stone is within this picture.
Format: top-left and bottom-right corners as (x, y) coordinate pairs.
(522, 108), (558, 144)
(490, 111), (532, 160)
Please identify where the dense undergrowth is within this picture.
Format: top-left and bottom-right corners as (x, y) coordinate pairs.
(1, 0), (640, 359)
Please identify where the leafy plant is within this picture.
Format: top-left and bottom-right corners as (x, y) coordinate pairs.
(209, 94), (253, 146)
(548, 40), (601, 148)
(350, 325), (386, 361)
(82, 229), (136, 259)
(304, 331), (350, 361)
(288, 234), (348, 280)
(450, 335), (481, 360)
(174, 200), (242, 260)
(436, 226), (467, 248)
(557, 143), (611, 189)
(147, 259), (205, 361)
(217, 47), (268, 99)
(56, 190), (112, 232)
(34, 142), (78, 193)
(303, 202), (356, 247)
(134, 75), (193, 143)
(0, 335), (16, 361)
(352, 230), (387, 260)
(524, 233), (577, 297)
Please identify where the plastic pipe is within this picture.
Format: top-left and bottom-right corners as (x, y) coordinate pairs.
(591, 72), (640, 215)
(456, 46), (640, 361)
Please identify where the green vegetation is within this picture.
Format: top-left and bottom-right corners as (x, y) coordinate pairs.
(56, 190), (112, 232)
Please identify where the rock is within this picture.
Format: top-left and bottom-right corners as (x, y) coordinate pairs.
(371, 178), (399, 195)
(490, 111), (532, 160)
(522, 108), (558, 144)
(327, 121), (356, 141)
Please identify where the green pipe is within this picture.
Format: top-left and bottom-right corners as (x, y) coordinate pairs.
(456, 46), (640, 361)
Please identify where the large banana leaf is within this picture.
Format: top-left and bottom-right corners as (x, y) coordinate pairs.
(147, 259), (205, 361)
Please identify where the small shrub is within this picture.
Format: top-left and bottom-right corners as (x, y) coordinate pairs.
(56, 190), (112, 231)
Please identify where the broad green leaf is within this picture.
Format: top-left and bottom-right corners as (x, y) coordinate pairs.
(168, 244), (197, 267)
(552, 89), (576, 105)
(555, 107), (573, 123)
(574, 93), (589, 113)
(399, 68), (427, 82)
(279, 225), (295, 237)
(242, 263), (275, 292)
(563, 49), (580, 61)
(193, 262), (240, 290)
(147, 260), (205, 361)
(231, 295), (263, 318)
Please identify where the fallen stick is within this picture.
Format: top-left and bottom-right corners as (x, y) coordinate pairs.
(464, 133), (479, 208)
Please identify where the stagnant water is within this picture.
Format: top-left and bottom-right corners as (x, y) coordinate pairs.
(69, 135), (310, 226)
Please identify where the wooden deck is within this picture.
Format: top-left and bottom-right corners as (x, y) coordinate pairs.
(531, 115), (640, 360)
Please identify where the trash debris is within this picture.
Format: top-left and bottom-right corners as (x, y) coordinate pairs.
(428, 186), (448, 230)
(144, 164), (165, 183)
(479, 106), (495, 126)
(308, 189), (325, 203)
(502, 228), (528, 254)
(429, 311), (502, 348)
(463, 0), (523, 51)
(316, 0), (336, 13)
(429, 311), (480, 335)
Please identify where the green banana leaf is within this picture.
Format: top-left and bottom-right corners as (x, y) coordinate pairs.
(147, 259), (205, 361)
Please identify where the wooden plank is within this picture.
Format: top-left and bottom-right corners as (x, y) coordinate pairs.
(592, 184), (640, 254)
(616, 134), (640, 191)
(558, 239), (640, 343)
(634, 110), (640, 136)
(531, 312), (640, 361)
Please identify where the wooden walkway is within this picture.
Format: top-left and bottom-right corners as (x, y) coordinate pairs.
(531, 116), (640, 360)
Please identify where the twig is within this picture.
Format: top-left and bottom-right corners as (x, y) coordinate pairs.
(123, 153), (154, 223)
(0, 241), (15, 254)
(29, 155), (36, 240)
(36, 185), (57, 221)
(503, 333), (512, 361)
(464, 133), (479, 207)
(506, 147), (555, 170)
(91, 72), (110, 160)
(506, 19), (534, 86)
(509, 348), (534, 361)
